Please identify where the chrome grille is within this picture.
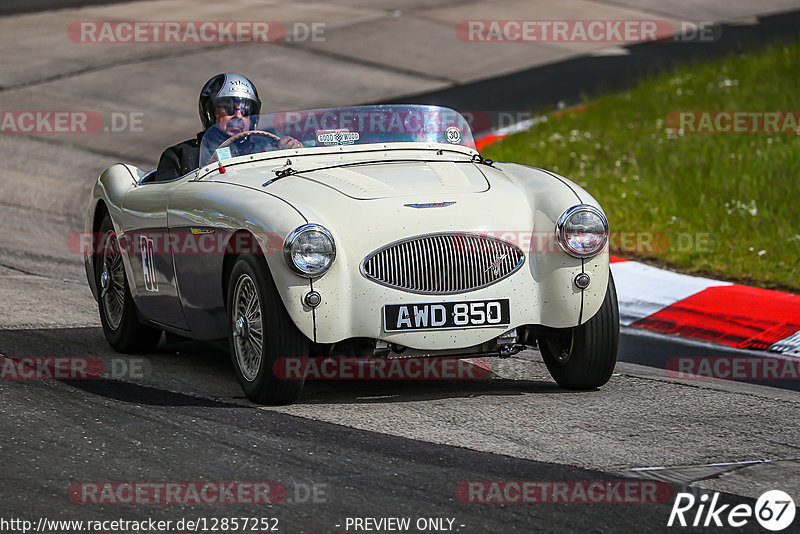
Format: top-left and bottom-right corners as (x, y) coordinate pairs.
(361, 233), (525, 294)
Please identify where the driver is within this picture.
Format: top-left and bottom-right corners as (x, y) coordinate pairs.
(153, 73), (301, 181)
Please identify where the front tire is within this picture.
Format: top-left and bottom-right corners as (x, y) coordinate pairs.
(227, 253), (308, 404)
(96, 215), (162, 353)
(538, 271), (619, 389)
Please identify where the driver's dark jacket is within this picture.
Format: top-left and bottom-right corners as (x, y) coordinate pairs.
(153, 131), (205, 182)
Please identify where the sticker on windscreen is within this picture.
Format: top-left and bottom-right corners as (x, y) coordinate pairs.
(445, 126), (462, 144)
(316, 129), (360, 145)
(215, 146), (232, 160)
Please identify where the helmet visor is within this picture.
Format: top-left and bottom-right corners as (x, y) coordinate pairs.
(215, 97), (260, 118)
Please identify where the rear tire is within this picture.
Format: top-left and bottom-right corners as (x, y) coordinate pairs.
(96, 215), (162, 353)
(538, 271), (619, 389)
(227, 253), (307, 405)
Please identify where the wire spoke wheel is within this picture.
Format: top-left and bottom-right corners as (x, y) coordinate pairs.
(226, 252), (308, 404)
(100, 230), (125, 330)
(232, 273), (263, 382)
(95, 214), (162, 353)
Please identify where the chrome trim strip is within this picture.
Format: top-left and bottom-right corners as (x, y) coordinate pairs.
(403, 202), (457, 209)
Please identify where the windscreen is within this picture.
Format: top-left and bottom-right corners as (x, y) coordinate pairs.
(199, 104), (476, 168)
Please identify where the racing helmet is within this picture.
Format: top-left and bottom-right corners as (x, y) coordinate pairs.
(198, 73), (261, 130)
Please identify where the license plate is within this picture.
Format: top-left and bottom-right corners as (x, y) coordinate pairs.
(383, 299), (510, 332)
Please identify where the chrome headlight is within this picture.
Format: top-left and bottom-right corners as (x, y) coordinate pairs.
(283, 224), (336, 277)
(555, 205), (609, 258)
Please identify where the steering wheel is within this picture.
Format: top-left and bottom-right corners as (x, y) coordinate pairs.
(209, 130), (282, 164)
(217, 130), (281, 150)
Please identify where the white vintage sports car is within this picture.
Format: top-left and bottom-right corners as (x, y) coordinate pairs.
(83, 105), (619, 404)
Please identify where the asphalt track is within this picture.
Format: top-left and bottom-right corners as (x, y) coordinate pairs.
(1, 1), (800, 533)
(0, 328), (783, 533)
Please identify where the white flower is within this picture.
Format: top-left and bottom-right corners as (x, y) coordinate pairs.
(758, 250), (767, 256)
(725, 200), (757, 217)
(666, 128), (685, 139)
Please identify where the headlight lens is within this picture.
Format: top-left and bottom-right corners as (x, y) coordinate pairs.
(556, 205), (608, 258)
(283, 224), (336, 276)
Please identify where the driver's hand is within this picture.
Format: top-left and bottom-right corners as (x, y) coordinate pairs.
(277, 136), (303, 149)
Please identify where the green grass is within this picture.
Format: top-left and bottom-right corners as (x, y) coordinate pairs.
(483, 39), (800, 291)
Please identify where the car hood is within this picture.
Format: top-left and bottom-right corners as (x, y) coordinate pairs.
(208, 156), (581, 249)
(282, 160), (489, 200)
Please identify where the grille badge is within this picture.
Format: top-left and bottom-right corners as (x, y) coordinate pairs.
(486, 253), (508, 276)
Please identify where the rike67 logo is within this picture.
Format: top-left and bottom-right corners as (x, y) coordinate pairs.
(668, 490), (795, 531)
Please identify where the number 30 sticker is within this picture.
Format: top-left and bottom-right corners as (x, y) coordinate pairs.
(445, 126), (462, 144)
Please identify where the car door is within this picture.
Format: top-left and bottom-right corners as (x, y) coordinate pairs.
(120, 178), (189, 331)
